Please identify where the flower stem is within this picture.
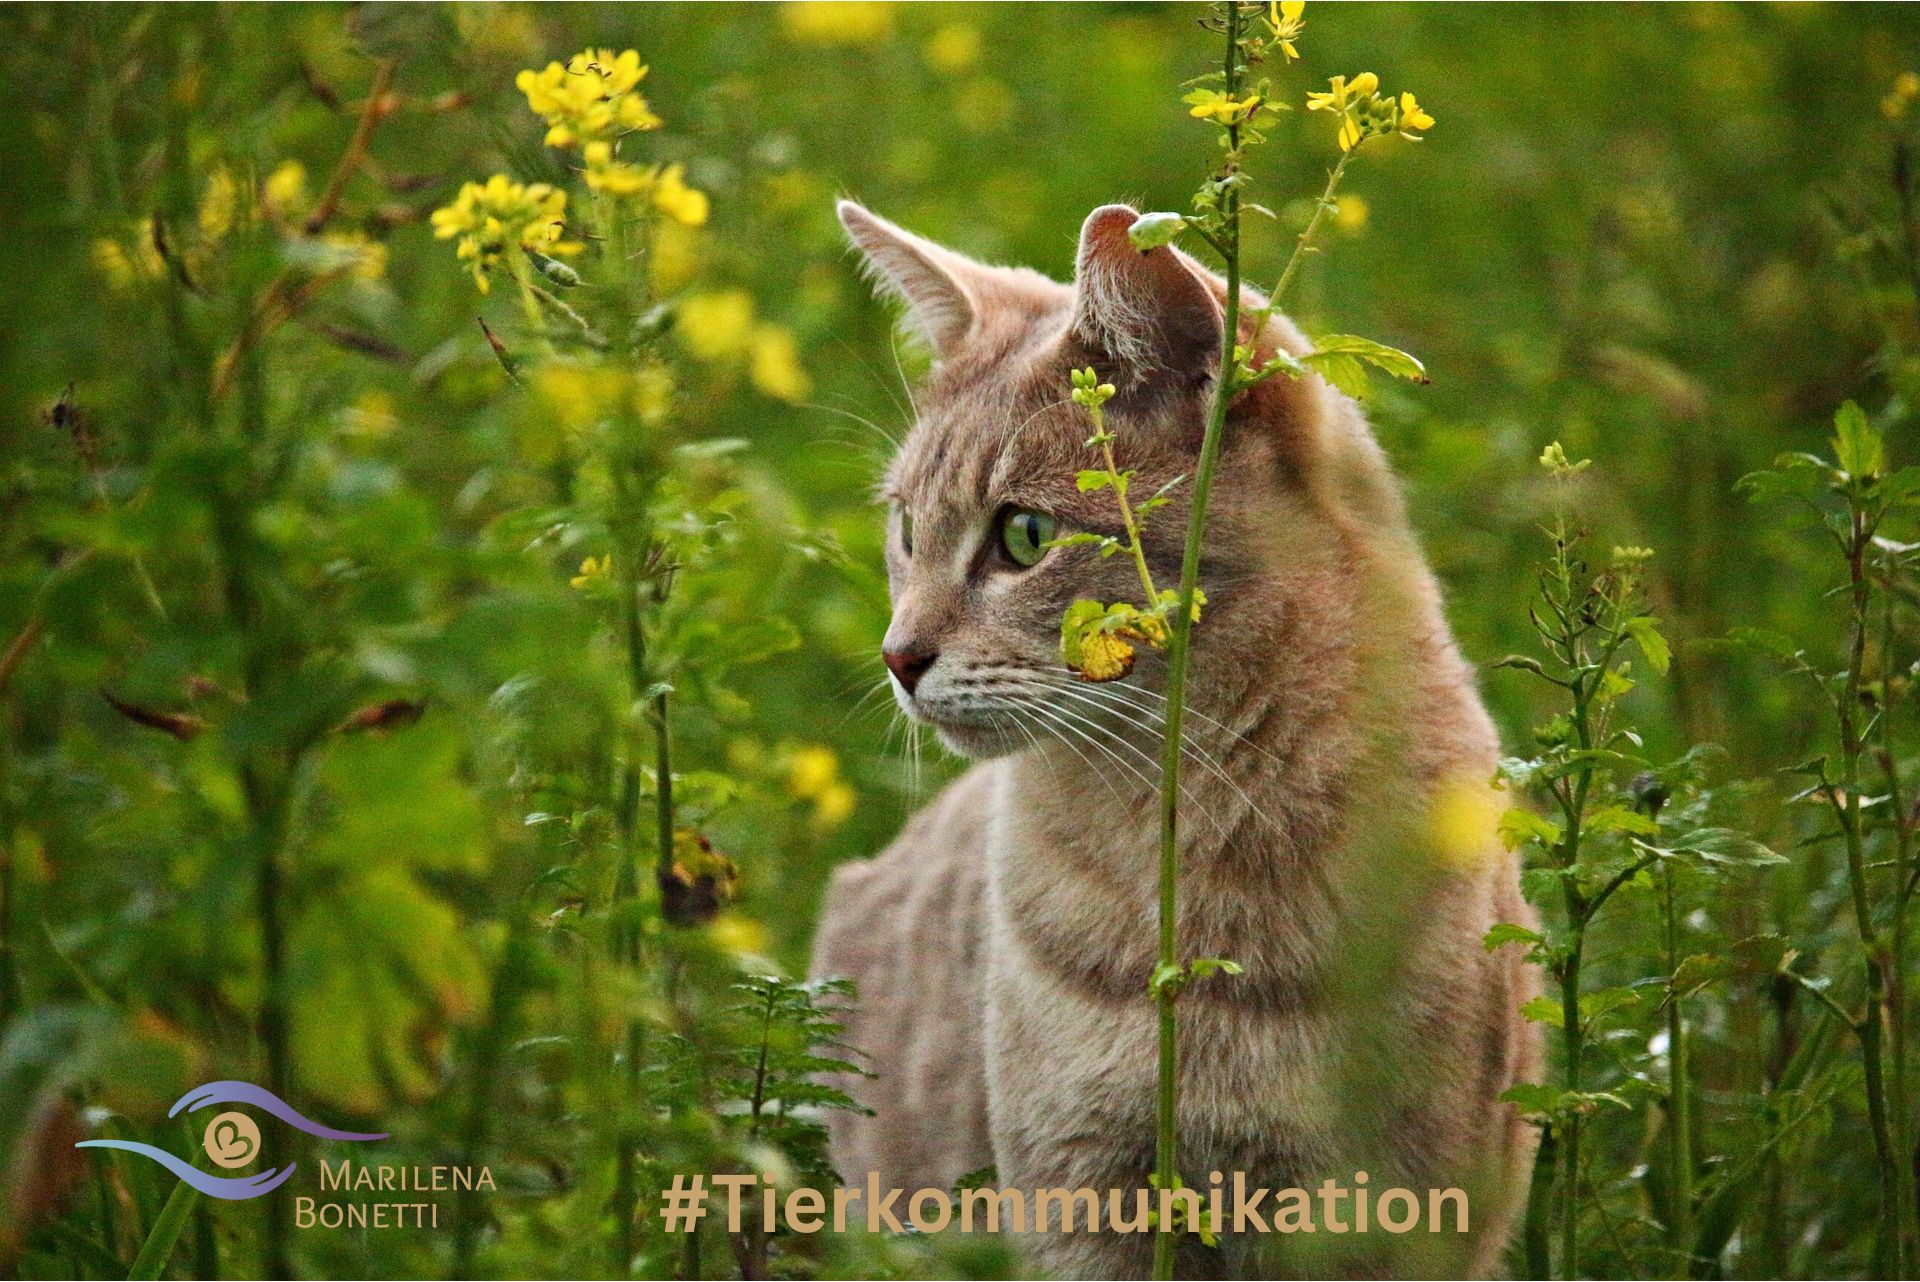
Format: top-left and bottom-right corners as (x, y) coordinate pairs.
(1153, 5), (1242, 1276)
(1094, 421), (1161, 608)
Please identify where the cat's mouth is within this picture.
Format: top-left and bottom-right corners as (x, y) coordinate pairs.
(897, 681), (1037, 760)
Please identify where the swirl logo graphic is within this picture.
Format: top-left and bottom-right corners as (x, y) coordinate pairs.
(74, 1080), (388, 1201)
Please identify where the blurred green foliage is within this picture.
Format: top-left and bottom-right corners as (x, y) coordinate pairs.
(1, 3), (1920, 1279)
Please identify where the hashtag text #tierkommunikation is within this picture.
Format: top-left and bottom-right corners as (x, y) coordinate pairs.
(656, 1171), (1471, 1236)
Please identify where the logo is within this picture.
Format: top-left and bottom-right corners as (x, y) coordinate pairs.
(75, 1080), (387, 1201)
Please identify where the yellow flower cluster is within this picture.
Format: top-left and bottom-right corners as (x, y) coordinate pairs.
(92, 222), (167, 289)
(1306, 73), (1434, 152)
(429, 175), (572, 294)
(1267, 0), (1305, 62)
(516, 49), (660, 149)
(779, 2), (895, 46)
(581, 145), (709, 227)
(94, 161), (389, 292)
(676, 290), (812, 402)
(517, 48), (709, 226)
(533, 360), (676, 438)
(787, 745), (855, 830)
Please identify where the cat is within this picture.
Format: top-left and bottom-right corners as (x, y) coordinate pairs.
(810, 199), (1542, 1279)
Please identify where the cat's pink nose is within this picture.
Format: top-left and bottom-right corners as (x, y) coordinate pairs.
(883, 648), (936, 696)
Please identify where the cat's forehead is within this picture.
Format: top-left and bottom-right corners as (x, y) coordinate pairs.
(886, 350), (1082, 508)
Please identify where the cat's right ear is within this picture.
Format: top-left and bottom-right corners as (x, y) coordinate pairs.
(837, 200), (980, 356)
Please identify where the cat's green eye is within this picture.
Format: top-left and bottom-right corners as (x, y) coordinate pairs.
(898, 507), (913, 556)
(999, 508), (1057, 568)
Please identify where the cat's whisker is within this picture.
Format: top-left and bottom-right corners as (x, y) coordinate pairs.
(836, 678), (898, 732)
(887, 330), (923, 426)
(797, 399), (903, 451)
(1011, 688), (1234, 846)
(1038, 677), (1264, 824)
(1004, 693), (1142, 814)
(1048, 666), (1288, 774)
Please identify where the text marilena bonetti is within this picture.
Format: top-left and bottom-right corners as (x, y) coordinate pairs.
(295, 1161), (496, 1230)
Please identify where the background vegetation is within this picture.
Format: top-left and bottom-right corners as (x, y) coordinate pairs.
(2, 3), (1920, 1279)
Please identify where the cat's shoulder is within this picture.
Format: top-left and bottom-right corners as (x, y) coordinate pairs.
(812, 762), (999, 974)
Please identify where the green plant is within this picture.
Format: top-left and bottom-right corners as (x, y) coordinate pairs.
(1057, 5), (1432, 1274)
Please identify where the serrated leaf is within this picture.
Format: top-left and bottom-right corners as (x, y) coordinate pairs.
(1484, 922), (1545, 953)
(1667, 827), (1789, 868)
(1520, 996), (1565, 1028)
(1307, 334), (1429, 385)
(1624, 616), (1670, 675)
(1588, 805), (1661, 837)
(1580, 986), (1640, 1023)
(1833, 400), (1884, 480)
(1499, 807), (1562, 852)
(1076, 470), (1116, 493)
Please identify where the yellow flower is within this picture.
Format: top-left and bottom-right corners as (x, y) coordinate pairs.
(570, 554), (610, 590)
(582, 140), (653, 197)
(533, 362), (632, 433)
(1398, 91), (1435, 137)
(516, 48), (660, 151)
(749, 324), (810, 402)
(651, 163), (709, 226)
(1305, 72), (1378, 116)
(633, 364), (676, 426)
(787, 745), (856, 830)
(787, 745), (839, 798)
(92, 222), (167, 290)
(1307, 73), (1430, 153)
(320, 230), (387, 280)
(924, 23), (981, 74)
(1077, 632), (1136, 683)
(1186, 89), (1263, 126)
(780, 1), (894, 46)
(651, 220), (702, 293)
(676, 290), (757, 362)
(1884, 71), (1920, 122)
(262, 160), (310, 227)
(430, 174), (568, 293)
(708, 912), (771, 958)
(199, 168), (239, 240)
(1268, 0), (1305, 61)
(814, 782), (855, 828)
(1334, 193), (1369, 234)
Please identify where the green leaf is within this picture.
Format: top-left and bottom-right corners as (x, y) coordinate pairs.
(1188, 957), (1244, 982)
(1499, 807), (1562, 852)
(1579, 986), (1640, 1024)
(1127, 211), (1188, 251)
(1520, 996), (1565, 1028)
(1624, 616), (1670, 675)
(1300, 350), (1370, 398)
(1666, 827), (1789, 869)
(1075, 469), (1116, 493)
(1500, 1082), (1571, 1118)
(1483, 922), (1545, 953)
(1832, 400), (1885, 480)
(1305, 334), (1429, 389)
(1587, 806), (1660, 837)
(1059, 598), (1107, 667)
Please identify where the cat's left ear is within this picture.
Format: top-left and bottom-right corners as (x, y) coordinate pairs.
(1070, 204), (1223, 382)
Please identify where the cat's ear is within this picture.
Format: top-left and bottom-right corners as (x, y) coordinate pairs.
(1070, 204), (1222, 381)
(837, 200), (984, 356)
